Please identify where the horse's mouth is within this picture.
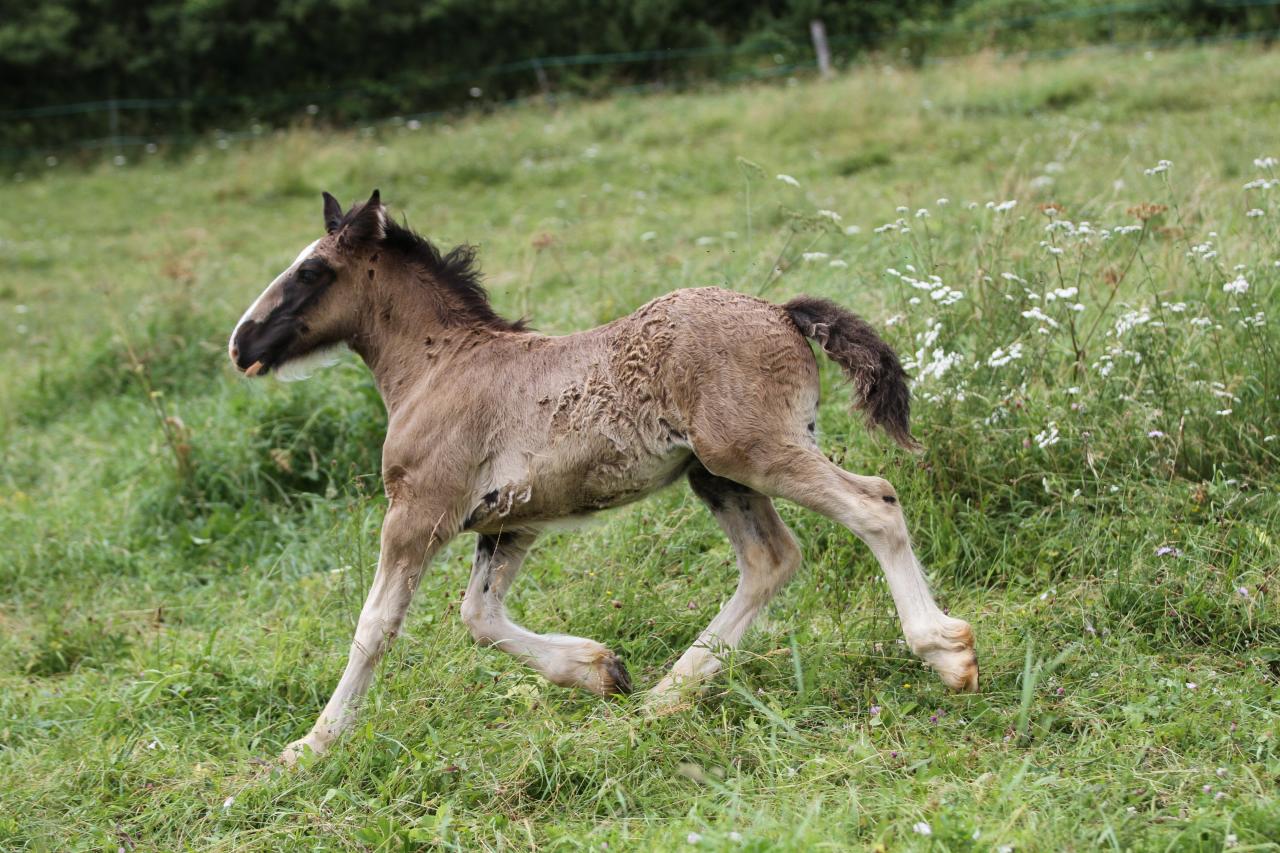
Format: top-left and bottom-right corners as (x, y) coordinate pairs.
(243, 360), (267, 377)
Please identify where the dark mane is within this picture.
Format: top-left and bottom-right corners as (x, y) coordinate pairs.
(363, 212), (526, 332)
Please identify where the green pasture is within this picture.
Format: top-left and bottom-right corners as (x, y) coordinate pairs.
(1, 45), (1278, 850)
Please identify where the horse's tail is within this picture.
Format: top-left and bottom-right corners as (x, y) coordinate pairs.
(783, 295), (920, 451)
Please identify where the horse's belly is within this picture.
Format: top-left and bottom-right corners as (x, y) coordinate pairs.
(466, 444), (693, 533)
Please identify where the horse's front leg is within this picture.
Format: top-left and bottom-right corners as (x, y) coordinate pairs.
(281, 500), (453, 765)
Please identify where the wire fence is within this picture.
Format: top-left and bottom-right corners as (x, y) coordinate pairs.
(3, 0), (1279, 164)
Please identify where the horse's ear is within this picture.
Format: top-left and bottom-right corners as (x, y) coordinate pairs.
(322, 191), (344, 234)
(339, 188), (385, 249)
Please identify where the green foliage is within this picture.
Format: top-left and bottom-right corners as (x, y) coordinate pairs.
(2, 45), (1279, 850)
(5, 0), (1280, 151)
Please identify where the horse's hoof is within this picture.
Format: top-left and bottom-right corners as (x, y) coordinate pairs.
(279, 737), (323, 768)
(599, 652), (633, 696)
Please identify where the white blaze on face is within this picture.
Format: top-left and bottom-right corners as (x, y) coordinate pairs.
(228, 238), (322, 362)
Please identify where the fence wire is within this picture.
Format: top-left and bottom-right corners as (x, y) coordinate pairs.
(3, 0), (1279, 163)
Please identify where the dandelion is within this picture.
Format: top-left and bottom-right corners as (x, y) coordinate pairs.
(1246, 208), (1265, 218)
(776, 174), (800, 188)
(912, 822), (933, 836)
(1144, 159), (1173, 176)
(1223, 275), (1250, 294)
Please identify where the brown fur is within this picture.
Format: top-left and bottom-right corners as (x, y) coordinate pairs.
(229, 191), (978, 765)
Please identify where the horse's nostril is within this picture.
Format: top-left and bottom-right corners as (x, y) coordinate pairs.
(230, 346), (240, 360)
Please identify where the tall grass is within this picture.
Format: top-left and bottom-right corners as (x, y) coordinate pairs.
(1, 45), (1277, 851)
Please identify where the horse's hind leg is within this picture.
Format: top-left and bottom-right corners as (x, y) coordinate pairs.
(461, 530), (632, 696)
(699, 441), (978, 692)
(648, 465), (802, 708)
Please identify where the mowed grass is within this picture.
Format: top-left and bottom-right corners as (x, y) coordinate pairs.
(2, 45), (1279, 851)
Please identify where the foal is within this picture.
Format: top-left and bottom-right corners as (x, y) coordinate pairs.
(229, 190), (979, 764)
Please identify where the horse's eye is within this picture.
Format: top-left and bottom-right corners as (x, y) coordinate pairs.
(297, 268), (317, 284)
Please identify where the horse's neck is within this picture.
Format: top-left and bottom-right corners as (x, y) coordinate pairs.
(350, 307), (503, 416)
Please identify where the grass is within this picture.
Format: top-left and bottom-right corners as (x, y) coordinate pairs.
(2, 45), (1279, 851)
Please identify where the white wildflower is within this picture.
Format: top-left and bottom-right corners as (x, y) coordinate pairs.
(1114, 309), (1152, 335)
(844, 225), (862, 235)
(816, 209), (842, 223)
(1021, 307), (1059, 328)
(1144, 159), (1172, 176)
(987, 342), (1024, 367)
(1223, 275), (1249, 295)
(687, 831), (702, 844)
(640, 231), (657, 242)
(912, 822), (933, 836)
(1034, 423), (1061, 449)
(915, 208), (930, 219)
(828, 259), (848, 269)
(937, 197), (950, 206)
(801, 252), (829, 263)
(1255, 156), (1278, 169)
(776, 174), (800, 187)
(1246, 208), (1265, 218)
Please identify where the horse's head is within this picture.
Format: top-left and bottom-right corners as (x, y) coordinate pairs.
(228, 189), (386, 379)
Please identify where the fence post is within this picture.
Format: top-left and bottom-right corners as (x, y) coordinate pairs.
(108, 97), (121, 156)
(810, 19), (833, 78)
(533, 59), (552, 105)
